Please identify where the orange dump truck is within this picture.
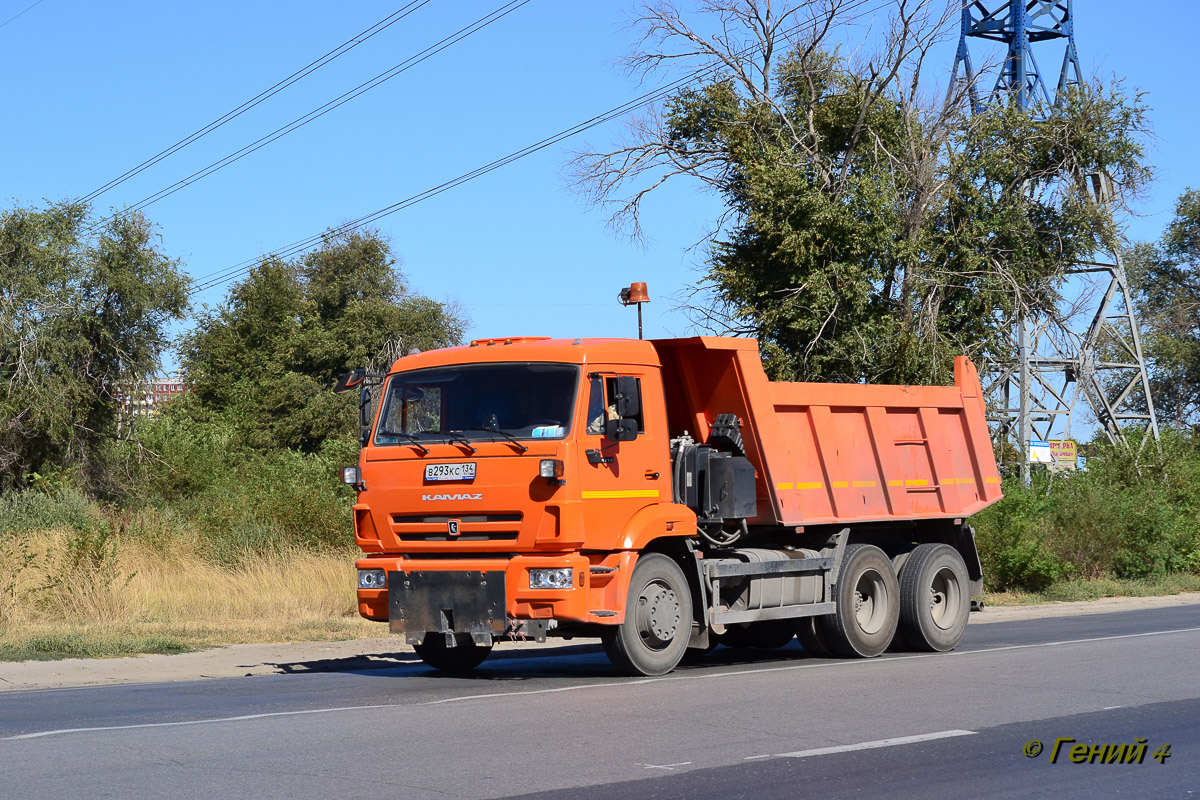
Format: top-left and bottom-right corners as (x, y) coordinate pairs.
(339, 336), (1001, 676)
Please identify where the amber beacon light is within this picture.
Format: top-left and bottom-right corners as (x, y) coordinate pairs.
(618, 281), (650, 339)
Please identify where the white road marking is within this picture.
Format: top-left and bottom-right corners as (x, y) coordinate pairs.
(774, 729), (977, 759)
(637, 762), (692, 771)
(4, 625), (1199, 741)
(1103, 705), (1123, 710)
(743, 754), (772, 761)
(1, 704), (403, 740)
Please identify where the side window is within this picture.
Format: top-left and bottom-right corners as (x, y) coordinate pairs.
(586, 375), (606, 434)
(605, 376), (644, 433)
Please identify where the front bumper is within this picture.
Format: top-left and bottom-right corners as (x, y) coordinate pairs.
(356, 552), (633, 637)
(388, 567), (506, 645)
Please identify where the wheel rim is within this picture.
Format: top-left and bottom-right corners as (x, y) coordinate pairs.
(635, 579), (681, 650)
(853, 569), (889, 635)
(929, 566), (962, 630)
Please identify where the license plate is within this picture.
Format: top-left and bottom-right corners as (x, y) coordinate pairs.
(424, 462), (476, 482)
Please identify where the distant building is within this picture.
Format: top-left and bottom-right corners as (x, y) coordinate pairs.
(117, 376), (187, 421)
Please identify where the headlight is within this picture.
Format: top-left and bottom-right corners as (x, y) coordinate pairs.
(358, 569), (386, 589)
(529, 567), (574, 590)
(341, 465), (362, 485)
(539, 459), (564, 480)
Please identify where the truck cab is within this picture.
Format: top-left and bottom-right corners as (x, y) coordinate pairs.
(350, 337), (695, 671)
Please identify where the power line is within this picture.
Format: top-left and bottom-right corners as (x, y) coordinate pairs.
(189, 71), (710, 295)
(0, 0), (44, 31)
(88, 0), (531, 232)
(188, 0), (889, 297)
(77, 0), (434, 205)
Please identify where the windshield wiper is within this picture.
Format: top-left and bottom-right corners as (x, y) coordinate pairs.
(377, 430), (430, 455)
(456, 427), (530, 453)
(444, 432), (478, 454)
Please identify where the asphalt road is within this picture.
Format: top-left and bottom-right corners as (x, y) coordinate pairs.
(2, 606), (1198, 799)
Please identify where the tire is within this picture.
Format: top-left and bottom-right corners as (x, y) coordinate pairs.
(413, 635), (492, 673)
(601, 553), (693, 676)
(720, 620), (796, 650)
(898, 543), (970, 652)
(818, 544), (899, 658)
(796, 615), (834, 658)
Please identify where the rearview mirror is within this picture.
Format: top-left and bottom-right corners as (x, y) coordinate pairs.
(605, 418), (638, 441)
(358, 387), (372, 429)
(613, 376), (640, 418)
(334, 369), (366, 394)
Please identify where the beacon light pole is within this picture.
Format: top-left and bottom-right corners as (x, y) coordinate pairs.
(618, 281), (650, 339)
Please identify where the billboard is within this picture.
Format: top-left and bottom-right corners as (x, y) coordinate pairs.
(1050, 439), (1078, 468)
(1029, 440), (1054, 464)
(1029, 439), (1078, 468)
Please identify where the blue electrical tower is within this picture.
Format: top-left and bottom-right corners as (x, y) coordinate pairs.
(952, 0), (1082, 113)
(950, 1), (1159, 481)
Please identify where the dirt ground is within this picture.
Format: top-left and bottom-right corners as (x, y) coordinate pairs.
(2, 592), (1198, 693)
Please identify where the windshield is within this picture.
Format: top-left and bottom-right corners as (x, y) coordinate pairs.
(374, 362), (579, 445)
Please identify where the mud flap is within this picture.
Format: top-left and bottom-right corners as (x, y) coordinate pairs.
(388, 570), (506, 645)
(953, 525), (986, 612)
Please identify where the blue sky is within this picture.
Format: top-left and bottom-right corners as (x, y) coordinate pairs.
(1, 1), (1195, 355)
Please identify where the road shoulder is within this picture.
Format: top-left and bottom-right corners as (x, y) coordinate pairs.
(2, 592), (1198, 692)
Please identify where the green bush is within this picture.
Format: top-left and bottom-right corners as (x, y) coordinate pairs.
(0, 486), (101, 535)
(183, 443), (356, 562)
(975, 428), (1200, 591)
(114, 414), (355, 562)
(82, 411), (357, 564)
(973, 485), (1071, 591)
(107, 406), (238, 503)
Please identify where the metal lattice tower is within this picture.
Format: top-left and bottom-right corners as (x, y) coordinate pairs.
(950, 0), (1159, 483)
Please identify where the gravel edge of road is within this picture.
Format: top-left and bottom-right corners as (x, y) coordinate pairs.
(2, 592), (1198, 693)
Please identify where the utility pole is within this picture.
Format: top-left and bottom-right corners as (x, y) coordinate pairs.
(950, 0), (1159, 484)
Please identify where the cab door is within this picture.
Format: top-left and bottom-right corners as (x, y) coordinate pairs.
(576, 367), (671, 550)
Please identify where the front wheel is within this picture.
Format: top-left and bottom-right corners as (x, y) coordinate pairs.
(602, 553), (693, 676)
(818, 544), (899, 658)
(413, 635), (492, 673)
(898, 543), (970, 652)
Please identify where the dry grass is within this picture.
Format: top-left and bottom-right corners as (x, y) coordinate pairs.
(0, 530), (382, 660)
(7, 527), (1199, 660)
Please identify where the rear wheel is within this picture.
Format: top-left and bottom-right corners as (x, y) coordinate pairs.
(413, 635), (492, 673)
(602, 553), (692, 676)
(796, 615), (834, 657)
(898, 543), (970, 652)
(819, 544), (899, 658)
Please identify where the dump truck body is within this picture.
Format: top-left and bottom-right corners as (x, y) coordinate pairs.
(654, 337), (1001, 527)
(346, 336), (1002, 675)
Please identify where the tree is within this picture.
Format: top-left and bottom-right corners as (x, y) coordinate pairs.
(573, 0), (1151, 384)
(0, 202), (189, 490)
(1128, 189), (1200, 429)
(178, 228), (466, 452)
